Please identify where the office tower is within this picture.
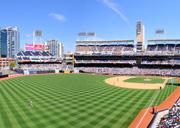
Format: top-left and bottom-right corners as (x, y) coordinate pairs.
(47, 39), (64, 58)
(0, 26), (20, 58)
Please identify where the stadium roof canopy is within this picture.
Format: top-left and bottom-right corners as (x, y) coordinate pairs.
(76, 40), (134, 45)
(148, 39), (180, 45)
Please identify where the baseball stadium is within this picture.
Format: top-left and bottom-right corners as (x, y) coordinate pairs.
(1, 24), (180, 128)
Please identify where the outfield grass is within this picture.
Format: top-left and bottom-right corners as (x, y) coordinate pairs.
(124, 76), (165, 84)
(0, 74), (176, 128)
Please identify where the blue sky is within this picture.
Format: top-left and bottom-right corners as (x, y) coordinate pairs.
(0, 0), (180, 52)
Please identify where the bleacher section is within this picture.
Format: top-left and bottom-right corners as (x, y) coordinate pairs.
(146, 39), (180, 55)
(17, 51), (57, 62)
(76, 40), (135, 55)
(16, 51), (63, 74)
(155, 98), (180, 127)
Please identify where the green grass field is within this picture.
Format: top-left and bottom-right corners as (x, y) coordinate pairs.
(124, 76), (165, 84)
(0, 74), (177, 128)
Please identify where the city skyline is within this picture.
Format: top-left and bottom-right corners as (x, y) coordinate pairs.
(0, 0), (180, 52)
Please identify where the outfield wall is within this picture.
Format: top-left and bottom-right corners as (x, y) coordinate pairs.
(0, 74), (9, 78)
(129, 83), (180, 128)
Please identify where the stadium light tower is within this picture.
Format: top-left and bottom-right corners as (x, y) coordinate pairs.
(155, 29), (165, 38)
(77, 32), (96, 41)
(33, 30), (43, 45)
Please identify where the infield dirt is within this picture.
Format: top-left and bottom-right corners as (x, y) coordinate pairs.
(105, 76), (169, 90)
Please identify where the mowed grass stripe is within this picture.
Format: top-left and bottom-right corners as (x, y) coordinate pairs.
(0, 75), (165, 128)
(117, 90), (157, 128)
(1, 82), (31, 128)
(94, 92), (144, 127)
(50, 83), (135, 127)
(78, 89), (147, 128)
(12, 76), (135, 127)
(5, 80), (49, 127)
(2, 80), (58, 126)
(6, 79), (64, 127)
(1, 94), (14, 128)
(0, 74), (176, 128)
(7, 76), (115, 126)
(95, 89), (153, 128)
(3, 80), (47, 127)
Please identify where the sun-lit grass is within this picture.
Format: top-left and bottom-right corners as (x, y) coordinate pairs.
(124, 76), (165, 84)
(0, 74), (176, 128)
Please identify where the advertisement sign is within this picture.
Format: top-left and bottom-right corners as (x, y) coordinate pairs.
(25, 44), (44, 51)
(25, 44), (34, 50)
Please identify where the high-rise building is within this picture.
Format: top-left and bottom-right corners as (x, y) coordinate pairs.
(0, 26), (20, 58)
(47, 39), (64, 58)
(136, 21), (145, 52)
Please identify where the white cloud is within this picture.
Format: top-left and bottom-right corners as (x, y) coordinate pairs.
(49, 13), (66, 22)
(100, 0), (129, 24)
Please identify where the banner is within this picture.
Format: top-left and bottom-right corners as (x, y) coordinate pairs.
(25, 44), (44, 51)
(25, 44), (34, 50)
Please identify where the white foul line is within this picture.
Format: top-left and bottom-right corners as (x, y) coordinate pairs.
(135, 90), (160, 128)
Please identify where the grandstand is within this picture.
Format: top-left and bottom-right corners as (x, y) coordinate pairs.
(16, 51), (63, 74)
(146, 39), (180, 55)
(17, 51), (57, 62)
(76, 40), (135, 55)
(75, 39), (180, 76)
(150, 97), (180, 127)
